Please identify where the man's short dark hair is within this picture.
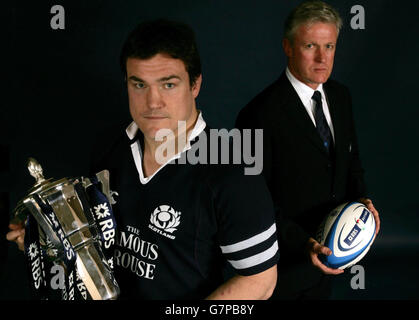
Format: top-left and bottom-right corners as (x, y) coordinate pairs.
(120, 19), (202, 86)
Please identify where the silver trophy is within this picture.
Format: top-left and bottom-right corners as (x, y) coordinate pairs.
(13, 158), (120, 300)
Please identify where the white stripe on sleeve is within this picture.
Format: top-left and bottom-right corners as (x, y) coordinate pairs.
(220, 223), (277, 254)
(227, 240), (279, 270)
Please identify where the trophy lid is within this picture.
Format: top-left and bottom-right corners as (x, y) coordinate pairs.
(28, 157), (47, 184)
(25, 157), (67, 193)
(12, 158), (69, 222)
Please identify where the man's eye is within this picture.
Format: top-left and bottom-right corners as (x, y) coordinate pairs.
(135, 82), (145, 89)
(164, 83), (175, 89)
(305, 43), (314, 49)
(326, 44), (335, 49)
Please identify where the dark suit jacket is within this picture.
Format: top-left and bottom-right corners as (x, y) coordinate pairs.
(236, 72), (367, 294)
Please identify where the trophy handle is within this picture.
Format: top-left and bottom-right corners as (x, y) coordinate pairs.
(82, 170), (114, 206)
(95, 170), (112, 203)
(11, 200), (28, 225)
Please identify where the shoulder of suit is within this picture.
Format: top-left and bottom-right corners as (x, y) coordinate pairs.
(240, 77), (289, 114)
(324, 78), (351, 97)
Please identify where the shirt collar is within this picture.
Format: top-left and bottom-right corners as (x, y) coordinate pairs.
(126, 110), (207, 184)
(285, 67), (325, 103)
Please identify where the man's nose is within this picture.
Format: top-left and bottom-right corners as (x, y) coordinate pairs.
(315, 47), (327, 63)
(146, 86), (164, 109)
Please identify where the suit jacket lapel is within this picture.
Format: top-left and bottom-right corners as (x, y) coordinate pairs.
(278, 73), (329, 157)
(323, 81), (345, 171)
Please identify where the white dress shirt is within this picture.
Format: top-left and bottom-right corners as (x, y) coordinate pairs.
(285, 67), (335, 142)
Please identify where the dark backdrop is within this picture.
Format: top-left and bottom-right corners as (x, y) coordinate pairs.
(1, 0), (418, 300)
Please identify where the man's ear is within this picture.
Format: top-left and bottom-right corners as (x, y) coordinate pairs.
(282, 38), (293, 58)
(191, 74), (202, 98)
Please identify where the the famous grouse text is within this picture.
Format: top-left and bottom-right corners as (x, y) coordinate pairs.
(114, 226), (159, 280)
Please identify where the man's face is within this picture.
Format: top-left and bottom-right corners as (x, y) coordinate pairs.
(283, 22), (338, 89)
(126, 53), (201, 141)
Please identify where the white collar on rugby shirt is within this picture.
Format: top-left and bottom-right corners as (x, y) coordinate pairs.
(125, 110), (206, 184)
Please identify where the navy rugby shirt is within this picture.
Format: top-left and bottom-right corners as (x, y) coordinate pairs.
(92, 112), (279, 299)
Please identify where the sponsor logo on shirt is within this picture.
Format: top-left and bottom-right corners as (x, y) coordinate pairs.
(115, 226), (159, 280)
(148, 205), (181, 240)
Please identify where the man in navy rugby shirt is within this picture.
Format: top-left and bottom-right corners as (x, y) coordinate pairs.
(92, 19), (279, 299)
(96, 19), (279, 300)
(8, 19), (279, 300)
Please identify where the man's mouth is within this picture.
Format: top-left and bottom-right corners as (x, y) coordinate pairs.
(143, 115), (168, 120)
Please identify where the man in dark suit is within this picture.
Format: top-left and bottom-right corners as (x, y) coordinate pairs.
(236, 1), (380, 299)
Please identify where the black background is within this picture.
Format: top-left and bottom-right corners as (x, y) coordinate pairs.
(1, 0), (418, 300)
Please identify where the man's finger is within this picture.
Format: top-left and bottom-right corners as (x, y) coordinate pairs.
(6, 228), (25, 241)
(320, 245), (332, 256)
(372, 210), (380, 234)
(6, 230), (21, 241)
(17, 236), (25, 251)
(9, 223), (24, 231)
(318, 264), (344, 275)
(359, 198), (380, 235)
(311, 250), (343, 275)
(313, 242), (332, 256)
(367, 203), (380, 234)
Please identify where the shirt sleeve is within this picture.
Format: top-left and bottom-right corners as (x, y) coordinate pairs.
(210, 165), (279, 276)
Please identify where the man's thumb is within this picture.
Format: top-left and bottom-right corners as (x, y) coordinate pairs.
(319, 245), (332, 256)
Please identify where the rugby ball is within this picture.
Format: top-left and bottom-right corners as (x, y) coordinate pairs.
(316, 202), (376, 269)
